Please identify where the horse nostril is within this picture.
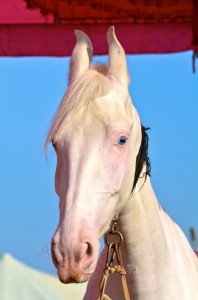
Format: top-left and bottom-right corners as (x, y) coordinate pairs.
(51, 236), (63, 267)
(86, 242), (93, 257)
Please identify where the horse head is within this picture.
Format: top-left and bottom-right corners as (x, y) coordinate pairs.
(46, 27), (142, 284)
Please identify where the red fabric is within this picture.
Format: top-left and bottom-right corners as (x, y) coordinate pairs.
(0, 23), (192, 56)
(0, 0), (194, 56)
(0, 1), (47, 24)
(25, 0), (193, 24)
(192, 0), (198, 48)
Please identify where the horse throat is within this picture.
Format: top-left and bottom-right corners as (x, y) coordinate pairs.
(118, 174), (170, 299)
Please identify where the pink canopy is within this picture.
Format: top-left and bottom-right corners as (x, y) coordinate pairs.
(0, 0), (197, 56)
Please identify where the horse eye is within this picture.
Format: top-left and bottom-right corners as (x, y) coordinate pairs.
(118, 136), (128, 145)
(52, 140), (56, 148)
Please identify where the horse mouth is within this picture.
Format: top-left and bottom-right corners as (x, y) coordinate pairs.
(57, 270), (92, 284)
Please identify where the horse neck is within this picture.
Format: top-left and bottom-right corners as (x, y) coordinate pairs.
(117, 168), (198, 299)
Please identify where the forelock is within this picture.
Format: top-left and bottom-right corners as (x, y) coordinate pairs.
(45, 66), (111, 149)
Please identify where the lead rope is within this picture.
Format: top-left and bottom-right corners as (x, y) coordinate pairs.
(98, 214), (130, 300)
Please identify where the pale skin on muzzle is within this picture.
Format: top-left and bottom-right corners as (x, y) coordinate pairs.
(46, 27), (198, 299)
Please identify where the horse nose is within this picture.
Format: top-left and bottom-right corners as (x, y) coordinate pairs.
(51, 236), (93, 264)
(51, 234), (97, 283)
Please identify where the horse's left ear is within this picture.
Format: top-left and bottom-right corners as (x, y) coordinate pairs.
(69, 30), (93, 85)
(107, 26), (129, 86)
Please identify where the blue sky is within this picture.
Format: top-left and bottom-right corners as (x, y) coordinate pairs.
(0, 52), (197, 275)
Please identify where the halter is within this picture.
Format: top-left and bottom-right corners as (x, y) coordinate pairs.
(98, 124), (151, 300)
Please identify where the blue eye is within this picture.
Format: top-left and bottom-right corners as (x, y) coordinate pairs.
(118, 136), (128, 145)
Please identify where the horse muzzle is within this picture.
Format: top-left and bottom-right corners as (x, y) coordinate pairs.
(51, 229), (100, 283)
(55, 259), (93, 284)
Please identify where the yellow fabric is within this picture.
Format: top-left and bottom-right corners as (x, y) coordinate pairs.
(0, 253), (86, 300)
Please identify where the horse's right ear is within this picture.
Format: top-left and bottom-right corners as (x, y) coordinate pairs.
(69, 30), (93, 85)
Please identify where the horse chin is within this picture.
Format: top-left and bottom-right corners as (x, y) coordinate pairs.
(56, 261), (96, 284)
(58, 271), (91, 284)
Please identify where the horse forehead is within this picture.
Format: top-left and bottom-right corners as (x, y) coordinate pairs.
(70, 90), (129, 124)
(96, 89), (128, 108)
(56, 89), (131, 143)
(92, 90), (131, 121)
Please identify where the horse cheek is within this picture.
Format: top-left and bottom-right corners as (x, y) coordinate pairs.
(108, 149), (128, 191)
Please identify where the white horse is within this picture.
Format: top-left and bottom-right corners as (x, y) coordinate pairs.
(46, 27), (198, 299)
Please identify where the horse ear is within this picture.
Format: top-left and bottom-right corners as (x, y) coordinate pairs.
(107, 26), (129, 86)
(69, 30), (93, 85)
